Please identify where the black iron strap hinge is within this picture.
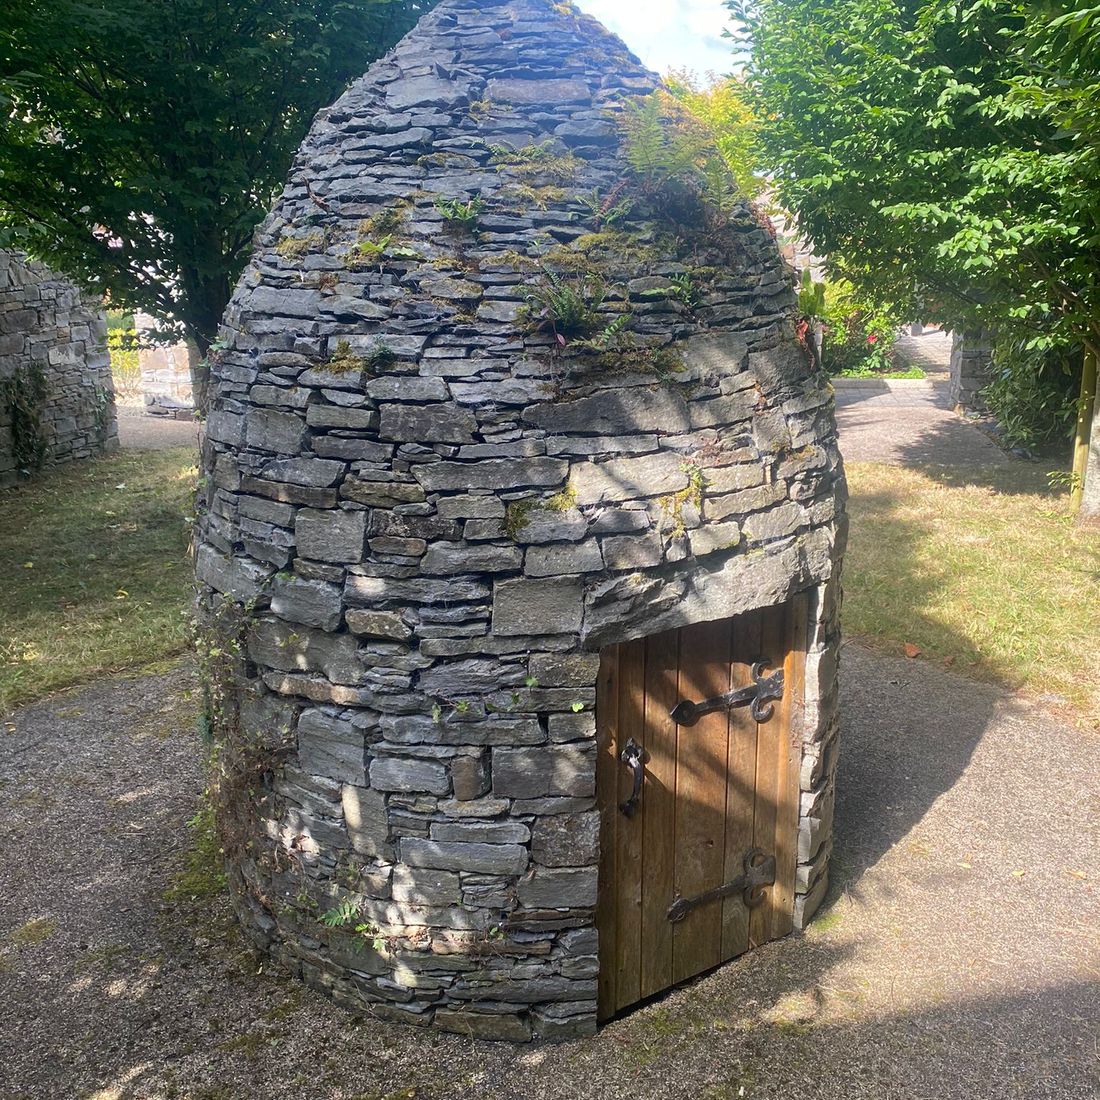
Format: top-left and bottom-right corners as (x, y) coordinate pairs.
(669, 660), (785, 726)
(666, 848), (776, 923)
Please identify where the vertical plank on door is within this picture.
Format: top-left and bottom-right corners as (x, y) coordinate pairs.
(721, 608), (762, 959)
(748, 600), (799, 948)
(639, 627), (679, 1000)
(768, 592), (807, 941)
(672, 618), (732, 983)
(613, 637), (647, 1013)
(595, 643), (620, 1021)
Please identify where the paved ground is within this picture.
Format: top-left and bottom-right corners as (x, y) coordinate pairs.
(115, 406), (202, 451)
(833, 378), (1011, 465)
(891, 330), (952, 378)
(2, 647), (1096, 1100)
(833, 329), (1013, 466)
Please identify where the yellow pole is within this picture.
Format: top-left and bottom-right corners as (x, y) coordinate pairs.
(1070, 347), (1097, 513)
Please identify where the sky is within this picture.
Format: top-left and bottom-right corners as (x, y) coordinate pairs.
(579, 0), (737, 79)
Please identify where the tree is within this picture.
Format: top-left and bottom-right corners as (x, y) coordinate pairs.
(0, 0), (431, 409)
(733, 0), (1100, 515)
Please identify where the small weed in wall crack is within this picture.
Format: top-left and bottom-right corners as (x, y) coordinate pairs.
(319, 898), (385, 952)
(192, 593), (292, 915)
(660, 461), (708, 537)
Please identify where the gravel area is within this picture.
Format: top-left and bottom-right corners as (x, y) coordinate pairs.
(1, 647), (1097, 1100)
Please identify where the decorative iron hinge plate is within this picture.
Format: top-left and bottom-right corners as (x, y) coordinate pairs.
(666, 847), (776, 923)
(669, 660), (785, 726)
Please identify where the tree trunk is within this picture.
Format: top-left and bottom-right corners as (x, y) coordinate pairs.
(185, 334), (210, 419)
(1075, 348), (1100, 523)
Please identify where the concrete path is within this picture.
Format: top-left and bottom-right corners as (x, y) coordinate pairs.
(833, 329), (1012, 466)
(891, 329), (952, 379)
(2, 647), (1096, 1099)
(834, 378), (1011, 466)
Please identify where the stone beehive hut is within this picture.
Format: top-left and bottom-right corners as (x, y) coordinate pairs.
(195, 0), (845, 1042)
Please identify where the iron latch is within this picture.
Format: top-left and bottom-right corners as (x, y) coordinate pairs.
(618, 738), (644, 818)
(669, 660), (784, 726)
(666, 847), (776, 922)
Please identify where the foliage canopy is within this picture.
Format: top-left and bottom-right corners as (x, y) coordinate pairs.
(0, 0), (431, 354)
(734, 0), (1100, 358)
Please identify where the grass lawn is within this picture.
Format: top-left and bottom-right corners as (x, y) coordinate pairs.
(0, 447), (196, 713)
(844, 462), (1100, 727)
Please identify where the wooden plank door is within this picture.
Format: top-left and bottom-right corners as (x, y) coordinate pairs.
(596, 597), (807, 1021)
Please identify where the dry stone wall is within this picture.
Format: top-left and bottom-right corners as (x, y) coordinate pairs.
(194, 0), (845, 1041)
(0, 250), (117, 487)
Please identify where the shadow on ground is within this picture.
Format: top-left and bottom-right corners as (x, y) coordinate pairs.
(2, 630), (1097, 1099)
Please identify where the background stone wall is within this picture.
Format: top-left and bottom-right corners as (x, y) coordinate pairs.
(0, 250), (117, 487)
(948, 329), (993, 412)
(134, 310), (196, 418)
(194, 0), (845, 1041)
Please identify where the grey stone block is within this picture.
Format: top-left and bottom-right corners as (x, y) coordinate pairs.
(434, 1009), (531, 1042)
(601, 532), (663, 570)
(379, 402), (476, 443)
(249, 618), (362, 684)
(492, 745), (595, 799)
(245, 408), (306, 453)
(546, 712), (596, 741)
(519, 866), (598, 909)
(492, 578), (583, 636)
(688, 520), (741, 557)
(342, 784), (389, 857)
(420, 542), (523, 576)
(430, 820), (530, 844)
(270, 576), (343, 630)
(392, 866), (461, 905)
(524, 387), (690, 436)
(531, 812), (599, 868)
(345, 610), (411, 641)
(524, 540), (603, 577)
(528, 652), (600, 687)
(571, 453), (690, 505)
(295, 508), (366, 562)
(414, 457), (568, 492)
(298, 709), (366, 784)
(449, 754), (490, 800)
(370, 757), (450, 795)
(401, 839), (529, 876)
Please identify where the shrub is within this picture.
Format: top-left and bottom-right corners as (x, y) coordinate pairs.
(107, 310), (142, 399)
(814, 278), (901, 376)
(982, 339), (1080, 449)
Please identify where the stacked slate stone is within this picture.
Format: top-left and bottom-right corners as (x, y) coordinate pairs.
(948, 330), (992, 413)
(0, 250), (117, 487)
(195, 0), (846, 1041)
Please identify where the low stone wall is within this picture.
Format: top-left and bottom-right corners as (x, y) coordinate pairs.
(0, 250), (117, 487)
(134, 310), (196, 418)
(948, 330), (993, 412)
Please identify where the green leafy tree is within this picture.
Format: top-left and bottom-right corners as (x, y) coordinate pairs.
(0, 0), (431, 409)
(734, 0), (1100, 512)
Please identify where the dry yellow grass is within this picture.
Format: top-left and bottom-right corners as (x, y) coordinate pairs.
(844, 462), (1100, 726)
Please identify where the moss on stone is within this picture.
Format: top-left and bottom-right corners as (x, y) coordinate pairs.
(274, 232), (323, 260)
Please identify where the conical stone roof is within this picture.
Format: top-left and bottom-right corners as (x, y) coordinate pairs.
(195, 0), (846, 1042)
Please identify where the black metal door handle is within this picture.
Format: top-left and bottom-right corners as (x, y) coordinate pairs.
(619, 738), (644, 817)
